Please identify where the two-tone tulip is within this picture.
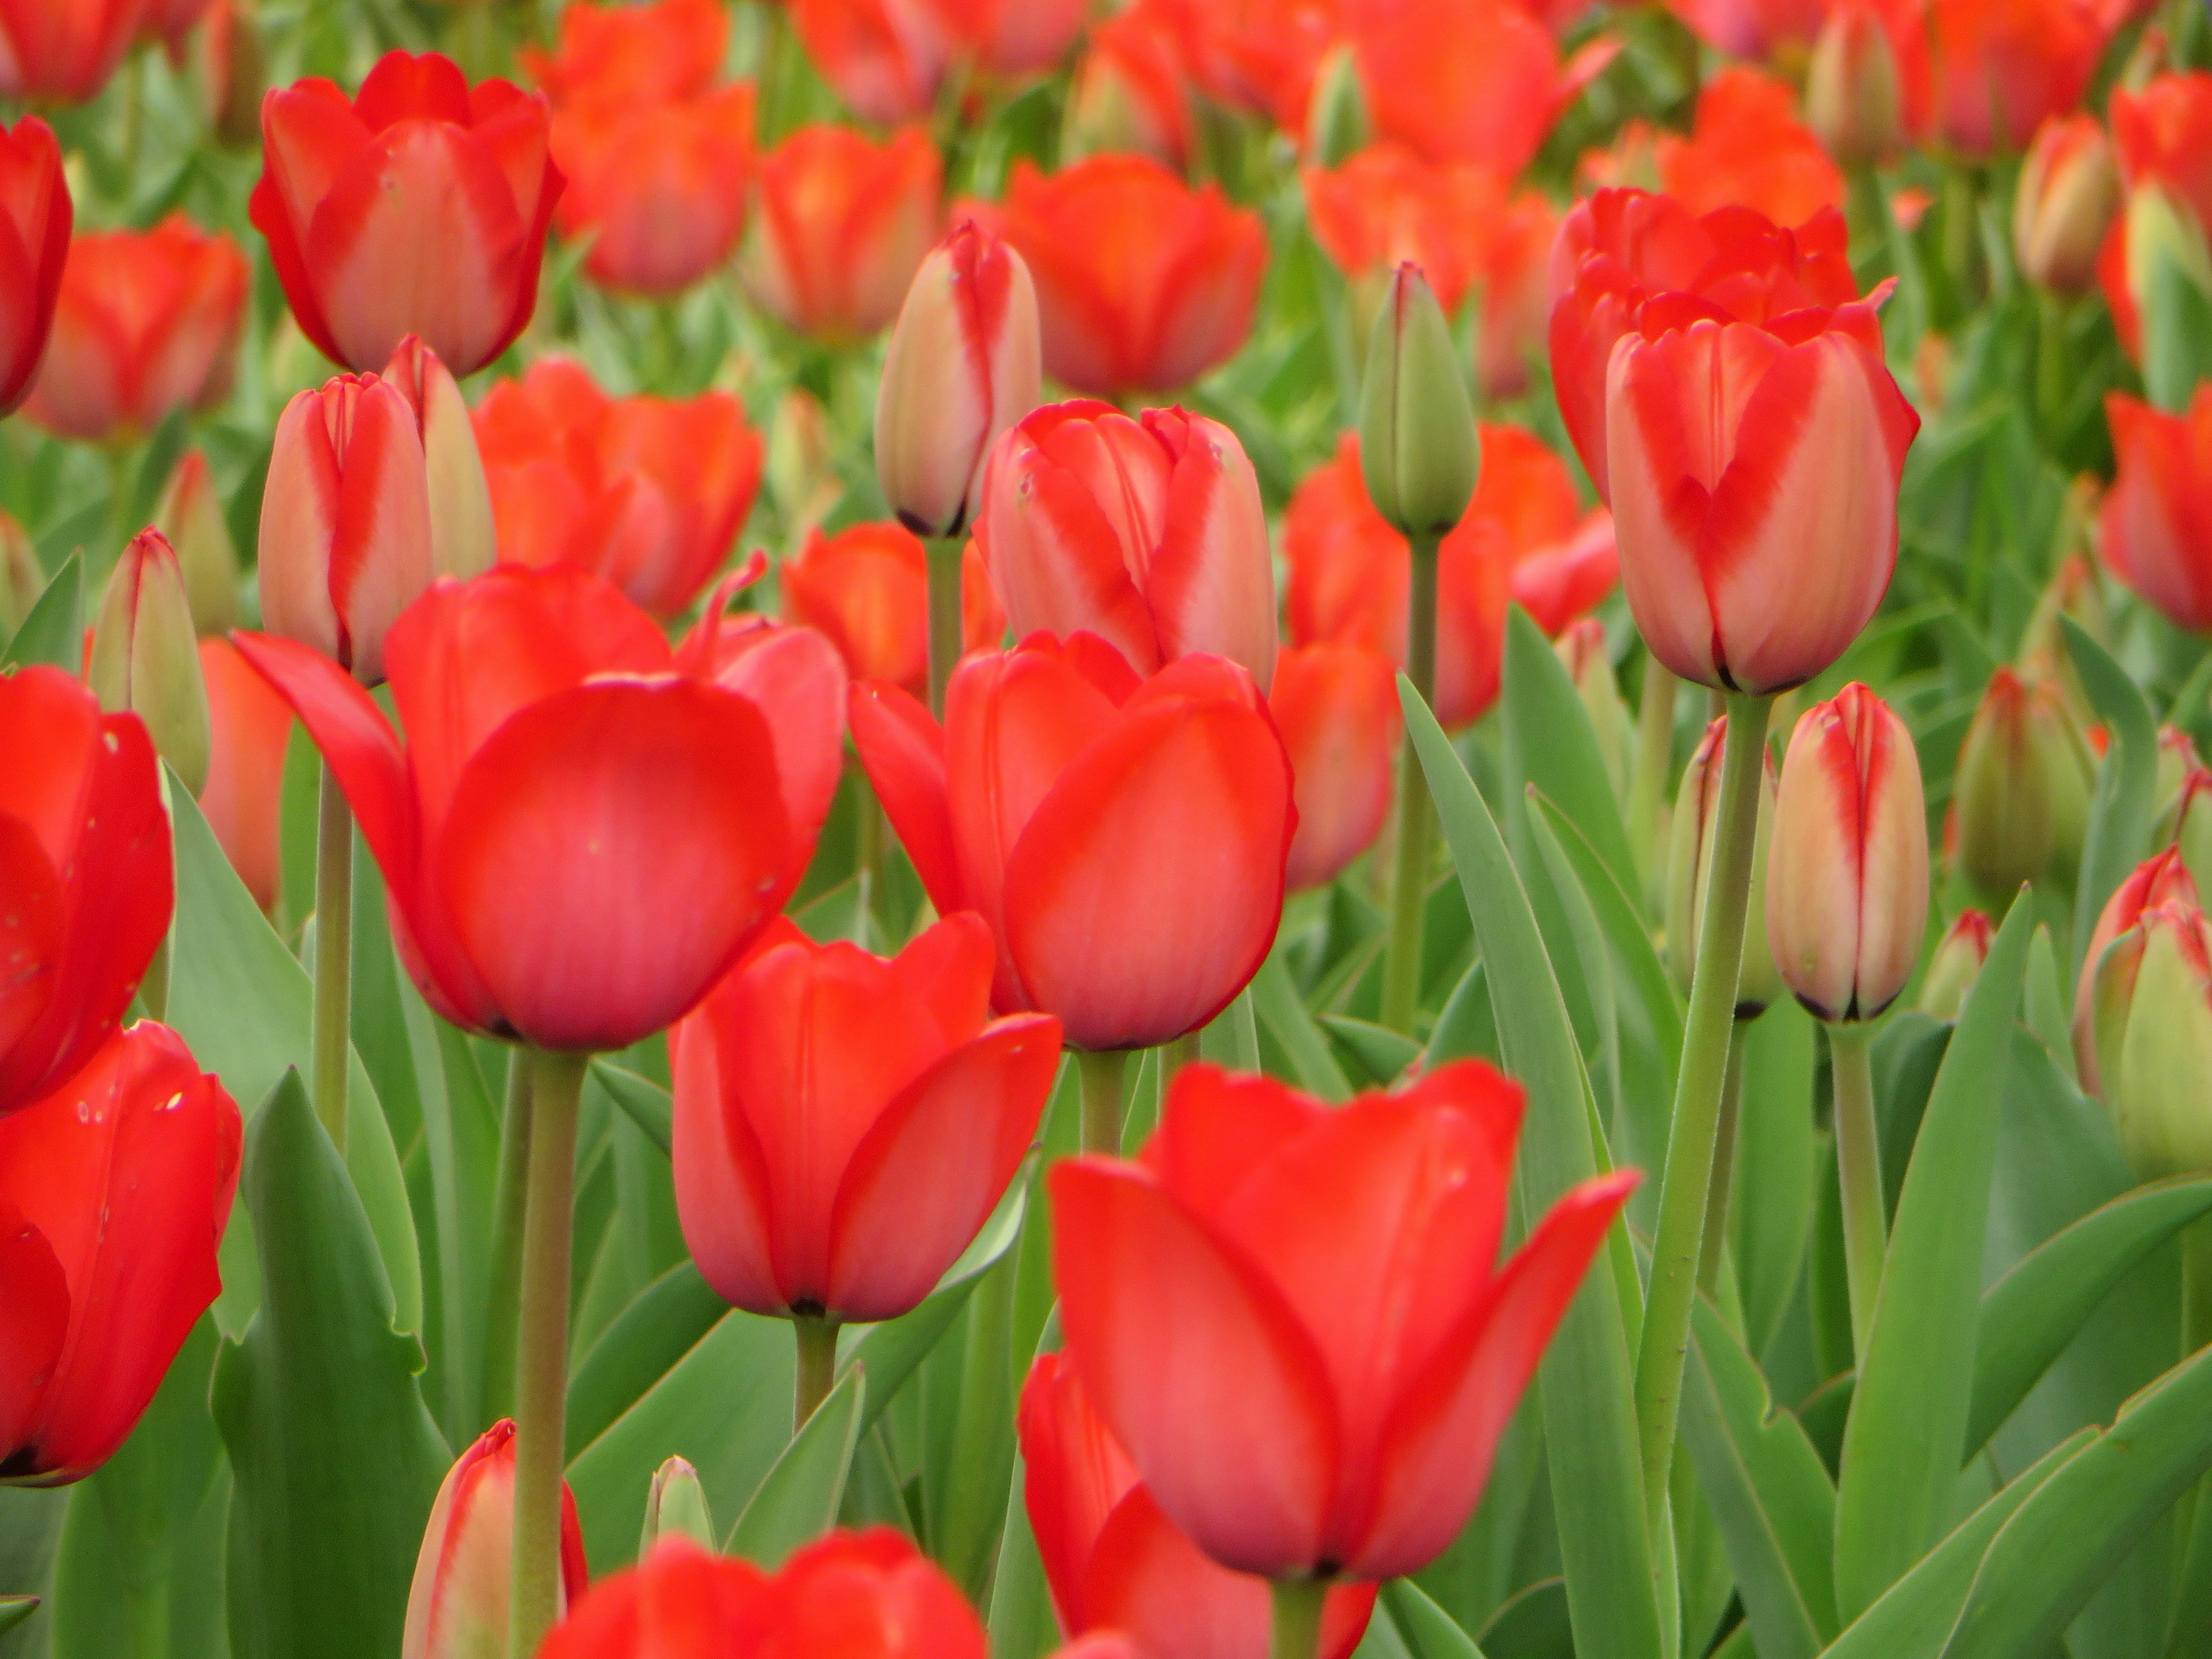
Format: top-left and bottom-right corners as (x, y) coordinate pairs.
(780, 522), (1003, 695)
(740, 125), (940, 343)
(151, 451), (240, 636)
(1918, 909), (1994, 1020)
(0, 118), (70, 415)
(2074, 846), (2198, 1093)
(2014, 116), (2121, 296)
(1669, 714), (1783, 1016)
(89, 529), (213, 797)
(1948, 664), (2096, 905)
(1269, 642), (1400, 892)
(2089, 898), (2212, 1181)
(381, 335), (497, 590)
(2099, 388), (2212, 635)
(402, 1420), (588, 1659)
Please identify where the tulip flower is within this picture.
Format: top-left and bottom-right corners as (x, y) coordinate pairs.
(89, 529), (213, 798)
(2014, 116), (2120, 296)
(251, 51), (563, 374)
(2099, 389), (2212, 635)
(0, 118), (69, 416)
(740, 125), (941, 343)
(23, 215), (248, 445)
(1923, 0), (2109, 160)
(1660, 0), (1825, 67)
(781, 521), (1004, 694)
(1651, 70), (1846, 230)
(2112, 73), (2212, 248)
(1947, 664), (2097, 906)
(875, 222), (1041, 543)
(1050, 1060), (1638, 1581)
(473, 357), (765, 619)
(979, 401), (1277, 690)
(258, 372), (434, 689)
(1669, 715), (1783, 1017)
(381, 336), (497, 592)
(1918, 909), (1994, 1020)
(998, 156), (1267, 399)
(1066, 1), (1194, 170)
(193, 0), (265, 150)
(0, 1021), (240, 1484)
(1160, 0), (1335, 130)
(1302, 146), (1505, 321)
(1806, 2), (1911, 166)
(0, 668), (173, 1116)
(150, 451), (240, 637)
(1270, 643), (1400, 892)
(2168, 767), (2212, 894)
(1020, 1353), (1378, 1659)
(2089, 899), (2212, 1181)
(943, 0), (1092, 81)
(2103, 69), (2212, 370)
(197, 637), (293, 915)
(786, 0), (950, 125)
(637, 1456), (714, 1554)
(402, 1419), (588, 1659)
(0, 0), (143, 104)
(2074, 847), (2198, 1094)
(850, 636), (1294, 1055)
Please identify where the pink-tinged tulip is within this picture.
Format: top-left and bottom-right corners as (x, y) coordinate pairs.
(198, 636), (293, 915)
(258, 372), (434, 688)
(381, 335), (496, 589)
(0, 669), (172, 1116)
(1051, 1062), (1638, 1580)
(998, 156), (1267, 400)
(234, 565), (794, 1052)
(979, 401), (1277, 690)
(0, 1022), (240, 1484)
(945, 0), (1093, 81)
(1066, 1), (1194, 169)
(2074, 846), (2198, 1093)
(781, 522), (1005, 695)
(251, 51), (563, 374)
(1271, 643), (1400, 892)
(1923, 0), (2110, 160)
(0, 0), (146, 104)
(1020, 1353), (1378, 1659)
(875, 222), (1041, 541)
(2099, 389), (2212, 634)
(1918, 908), (1993, 1020)
(1767, 683), (1930, 1022)
(851, 637), (1294, 1051)
(89, 529), (212, 797)
(403, 1419), (588, 1659)
(740, 124), (941, 344)
(2014, 115), (2120, 296)
(1660, 0), (1825, 68)
(672, 913), (1060, 1324)
(24, 215), (247, 445)
(0, 118), (69, 416)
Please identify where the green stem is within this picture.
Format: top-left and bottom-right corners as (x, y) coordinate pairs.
(1270, 1579), (1329, 1659)
(310, 764), (353, 1154)
(1078, 1048), (1128, 1157)
(507, 1048), (588, 1659)
(1628, 655), (1679, 911)
(1166, 1030), (1202, 1081)
(478, 1055), (535, 1431)
(1830, 1020), (1888, 1358)
(792, 1314), (841, 1434)
(1380, 533), (1441, 1033)
(1633, 691), (1771, 1545)
(1698, 1029), (1749, 1297)
(925, 535), (963, 721)
(1941, 164), (1982, 315)
(1846, 166), (1889, 275)
(2164, 1221), (2212, 1655)
(2035, 289), (2071, 445)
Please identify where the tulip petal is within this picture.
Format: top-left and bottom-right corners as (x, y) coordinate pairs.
(702, 623), (847, 907)
(1144, 412), (1277, 691)
(849, 680), (963, 915)
(1018, 1352), (1141, 1634)
(0, 1202), (67, 1470)
(1269, 643), (1399, 892)
(1768, 700), (1868, 1020)
(1143, 1063), (1328, 1214)
(0, 816), (63, 1081)
(887, 911), (995, 1047)
(670, 974), (783, 1316)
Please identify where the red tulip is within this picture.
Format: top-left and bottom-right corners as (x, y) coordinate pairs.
(0, 118), (69, 416)
(1270, 643), (1400, 893)
(2075, 846), (2199, 1093)
(198, 637), (293, 915)
(944, 0), (1093, 80)
(1658, 0), (1824, 65)
(1051, 1061), (1638, 1580)
(781, 521), (1005, 694)
(998, 156), (1267, 399)
(1652, 69), (1845, 229)
(740, 124), (941, 343)
(2111, 72), (2212, 248)
(1067, 1), (1195, 169)
(403, 1419), (588, 1659)
(1154, 0), (1335, 130)
(380, 335), (497, 590)
(252, 51), (563, 374)
(2100, 389), (2212, 635)
(474, 357), (765, 619)
(1020, 1353), (1378, 1659)
(672, 913), (1060, 1324)
(0, 669), (172, 1116)
(234, 565), (794, 1052)
(23, 215), (247, 445)
(142, 0), (214, 55)
(1923, 0), (2109, 159)
(0, 1022), (240, 1484)
(979, 401), (1277, 690)
(0, 0), (146, 104)
(1918, 907), (1994, 1019)
(1302, 146), (1506, 319)
(787, 0), (950, 124)
(1284, 429), (1618, 729)
(851, 636), (1293, 1052)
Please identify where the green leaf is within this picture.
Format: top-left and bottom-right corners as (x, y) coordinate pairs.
(1252, 950), (1354, 1101)
(2, 552), (80, 672)
(986, 1449), (1058, 1659)
(1501, 608), (1642, 900)
(1476, 1580), (1574, 1659)
(125, 409), (190, 532)
(1833, 900), (2033, 1618)
(566, 1262), (728, 1460)
(2064, 618), (2156, 989)
(724, 1368), (864, 1569)
(1731, 1003), (1818, 1357)
(212, 1074), (449, 1659)
(1385, 1579), (1491, 1659)
(1403, 678), (1664, 1659)
(0, 1600), (33, 1639)
(592, 1060), (672, 1156)
(1424, 960), (1498, 1070)
(1320, 1014), (1422, 1085)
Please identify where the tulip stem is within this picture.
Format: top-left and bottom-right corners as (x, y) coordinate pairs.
(1381, 533), (1442, 1033)
(1166, 1030), (1202, 1081)
(792, 1315), (841, 1433)
(1698, 1027), (1751, 1297)
(1628, 656), (1680, 910)
(1270, 1578), (1328, 1659)
(310, 764), (353, 1155)
(1632, 690), (1771, 1546)
(479, 1056), (535, 1431)
(2035, 290), (2071, 444)
(1829, 1020), (1888, 1358)
(1078, 1048), (1128, 1157)
(508, 1048), (588, 1659)
(925, 536), (963, 721)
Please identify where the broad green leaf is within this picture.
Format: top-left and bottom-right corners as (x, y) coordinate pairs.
(986, 1450), (1058, 1659)
(0, 1486), (66, 1659)
(1385, 1578), (1491, 1659)
(406, 994), (501, 1448)
(724, 1368), (864, 1569)
(1199, 988), (1262, 1069)
(1476, 1579), (1574, 1659)
(1834, 901), (2033, 1618)
(2021, 926), (2071, 1077)
(593, 1062), (672, 1155)
(566, 1262), (728, 1460)
(1731, 1003), (1817, 1358)
(0, 1601), (33, 1639)
(1424, 960), (1499, 1069)
(212, 1075), (448, 1659)
(1320, 1014), (1421, 1085)
(2, 552), (80, 672)
(1501, 609), (1641, 900)
(1252, 950), (1354, 1100)
(930, 1254), (1018, 1595)
(125, 410), (190, 533)
(1528, 791), (1683, 1076)
(2064, 618), (2156, 989)
(1524, 793), (1630, 1179)
(1404, 679), (1664, 1659)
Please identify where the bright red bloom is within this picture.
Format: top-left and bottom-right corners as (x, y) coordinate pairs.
(740, 124), (940, 343)
(1154, 0), (1335, 128)
(522, 0), (724, 104)
(1923, 0), (2109, 158)
(787, 0), (950, 124)
(198, 636), (294, 915)
(403, 1419), (589, 1659)
(251, 51), (563, 374)
(1284, 429), (1619, 729)
(851, 637), (1294, 1052)
(0, 118), (70, 416)
(1653, 69), (1845, 229)
(473, 357), (765, 619)
(1021, 1353), (1378, 1659)
(998, 157), (1266, 400)
(1067, 0), (1194, 169)
(1051, 1062), (1637, 1580)
(1270, 643), (1400, 893)
(2100, 389), (2212, 635)
(0, 1022), (240, 1485)
(23, 215), (247, 445)
(781, 521), (1005, 694)
(2075, 846), (2198, 1092)
(2111, 72), (2212, 244)
(234, 565), (796, 1053)
(0, 0), (146, 104)
(0, 668), (172, 1116)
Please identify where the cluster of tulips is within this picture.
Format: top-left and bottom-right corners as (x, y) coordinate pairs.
(6, 0), (2212, 1656)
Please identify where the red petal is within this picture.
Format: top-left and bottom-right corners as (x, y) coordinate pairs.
(670, 971), (784, 1315)
(0, 1199), (68, 1468)
(849, 680), (962, 916)
(1018, 1352), (1142, 1634)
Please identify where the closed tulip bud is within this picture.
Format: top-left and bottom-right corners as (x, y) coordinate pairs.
(1918, 909), (1994, 1020)
(2090, 899), (2212, 1180)
(1807, 5), (1903, 168)
(1305, 43), (1372, 168)
(2125, 184), (2212, 410)
(1359, 264), (1479, 540)
(403, 1420), (588, 1659)
(2074, 846), (2198, 1093)
(89, 531), (212, 797)
(874, 223), (1041, 541)
(2014, 116), (2122, 296)
(382, 336), (496, 585)
(1669, 715), (1782, 1016)
(151, 451), (239, 636)
(638, 1457), (714, 1556)
(1767, 684), (1930, 1022)
(1554, 616), (1631, 803)
(1949, 665), (2096, 906)
(195, 0), (267, 151)
(0, 510), (41, 637)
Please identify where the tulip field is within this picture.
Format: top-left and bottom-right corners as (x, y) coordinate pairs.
(9, 0), (2212, 1655)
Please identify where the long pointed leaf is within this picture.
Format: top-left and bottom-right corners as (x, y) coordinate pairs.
(2063, 618), (2156, 988)
(725, 1368), (864, 1569)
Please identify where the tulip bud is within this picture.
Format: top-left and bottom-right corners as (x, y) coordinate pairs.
(2013, 116), (2122, 296)
(2168, 766), (2212, 893)
(1948, 665), (2096, 907)
(2126, 183), (2212, 412)
(1554, 616), (1631, 804)
(1668, 714), (1782, 1016)
(1358, 263), (1479, 540)
(196, 0), (267, 151)
(89, 530), (212, 796)
(0, 510), (42, 637)
(403, 1419), (588, 1659)
(1305, 43), (1372, 168)
(1767, 683), (1930, 1022)
(1918, 909), (1994, 1020)
(1807, 5), (1902, 169)
(639, 1456), (715, 1556)
(151, 450), (240, 636)
(2090, 899), (2212, 1180)
(2074, 845), (2198, 1093)
(2017, 550), (2108, 702)
(382, 335), (497, 584)
(874, 223), (1043, 542)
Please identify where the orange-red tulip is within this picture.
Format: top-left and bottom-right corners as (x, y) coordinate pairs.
(851, 637), (1293, 1051)
(787, 0), (950, 124)
(23, 215), (246, 445)
(0, 118), (69, 416)
(198, 636), (293, 915)
(1270, 642), (1400, 893)
(2075, 846), (2198, 1093)
(740, 124), (940, 343)
(1302, 146), (1505, 319)
(1051, 1061), (1637, 1580)
(234, 565), (795, 1053)
(2013, 114), (2120, 295)
(1020, 1353), (1378, 1659)
(521, 0), (724, 104)
(2100, 388), (2212, 635)
(1067, 0), (1194, 169)
(0, 0), (146, 104)
(0, 1021), (240, 1484)
(998, 156), (1266, 399)
(403, 1420), (589, 1659)
(1154, 0), (1335, 130)
(2101, 73), (2212, 359)
(1652, 69), (1845, 228)
(781, 521), (1004, 693)
(252, 51), (563, 374)
(1922, 0), (2109, 159)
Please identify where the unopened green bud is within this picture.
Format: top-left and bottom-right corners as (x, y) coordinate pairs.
(89, 529), (210, 795)
(1358, 263), (1478, 540)
(151, 449), (240, 636)
(1948, 665), (2096, 908)
(639, 1456), (715, 1556)
(2091, 899), (2212, 1180)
